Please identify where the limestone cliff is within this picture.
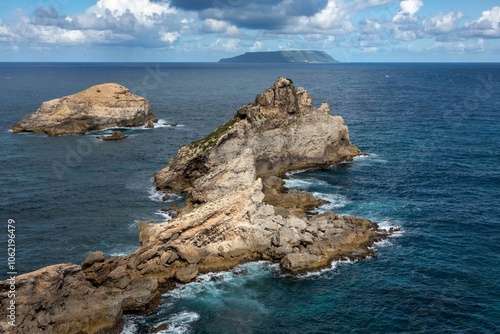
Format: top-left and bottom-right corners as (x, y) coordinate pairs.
(12, 83), (156, 136)
(0, 78), (393, 334)
(155, 77), (360, 205)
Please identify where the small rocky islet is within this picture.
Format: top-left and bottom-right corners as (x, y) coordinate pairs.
(11, 83), (157, 136)
(1, 78), (394, 333)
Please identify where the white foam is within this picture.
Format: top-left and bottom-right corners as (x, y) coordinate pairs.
(352, 154), (372, 161)
(372, 238), (393, 248)
(148, 184), (183, 204)
(153, 311), (200, 334)
(293, 258), (356, 280)
(155, 210), (172, 221)
(108, 245), (139, 257)
(163, 261), (275, 301)
(313, 192), (349, 211)
(155, 119), (182, 129)
(376, 220), (404, 237)
(148, 186), (167, 202)
(352, 153), (388, 164)
(283, 177), (329, 191)
(120, 321), (138, 334)
(285, 167), (319, 176)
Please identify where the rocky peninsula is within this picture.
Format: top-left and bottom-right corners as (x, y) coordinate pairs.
(12, 83), (156, 136)
(0, 78), (392, 334)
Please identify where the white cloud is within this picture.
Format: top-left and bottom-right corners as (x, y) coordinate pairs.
(399, 0), (423, 16)
(209, 38), (240, 52)
(13, 15), (134, 45)
(160, 31), (180, 44)
(429, 39), (485, 53)
(202, 19), (239, 35)
(392, 0), (424, 41)
(250, 41), (264, 51)
(425, 12), (464, 34)
(86, 0), (176, 28)
(463, 6), (500, 38)
(393, 0), (423, 23)
(0, 19), (14, 42)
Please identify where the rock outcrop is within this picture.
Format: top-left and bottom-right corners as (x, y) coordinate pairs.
(0, 78), (393, 334)
(97, 130), (128, 141)
(12, 83), (156, 136)
(155, 77), (360, 206)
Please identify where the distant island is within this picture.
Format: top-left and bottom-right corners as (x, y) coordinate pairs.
(219, 51), (338, 63)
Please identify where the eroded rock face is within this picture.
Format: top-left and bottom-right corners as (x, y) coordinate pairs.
(0, 78), (392, 334)
(154, 77), (360, 204)
(12, 83), (156, 136)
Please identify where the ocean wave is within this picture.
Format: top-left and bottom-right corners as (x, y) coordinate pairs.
(283, 177), (330, 190)
(292, 258), (357, 280)
(376, 220), (404, 237)
(313, 192), (349, 211)
(154, 311), (201, 334)
(148, 185), (183, 204)
(351, 153), (388, 164)
(108, 245), (139, 257)
(154, 119), (183, 129)
(164, 261), (277, 302)
(121, 311), (200, 334)
(285, 167), (320, 177)
(120, 321), (138, 334)
(154, 210), (172, 221)
(148, 186), (167, 203)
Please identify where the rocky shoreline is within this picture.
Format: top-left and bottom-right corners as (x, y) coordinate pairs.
(0, 78), (393, 334)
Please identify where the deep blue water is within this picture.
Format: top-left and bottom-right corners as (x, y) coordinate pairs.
(1, 63), (499, 333)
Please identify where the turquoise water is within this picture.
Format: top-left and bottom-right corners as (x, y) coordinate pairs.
(1, 63), (499, 333)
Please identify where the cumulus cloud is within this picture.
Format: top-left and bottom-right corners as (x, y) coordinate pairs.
(391, 0), (425, 41)
(425, 12), (464, 35)
(0, 19), (15, 42)
(160, 31), (180, 44)
(202, 19), (239, 35)
(463, 6), (500, 38)
(250, 41), (264, 51)
(429, 39), (485, 53)
(399, 0), (423, 16)
(209, 38), (240, 52)
(5, 0), (187, 48)
(1, 0), (499, 60)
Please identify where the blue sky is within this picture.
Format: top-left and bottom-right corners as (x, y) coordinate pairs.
(0, 0), (499, 62)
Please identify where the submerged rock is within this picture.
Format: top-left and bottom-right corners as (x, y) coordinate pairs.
(0, 78), (392, 334)
(97, 130), (127, 141)
(12, 83), (157, 136)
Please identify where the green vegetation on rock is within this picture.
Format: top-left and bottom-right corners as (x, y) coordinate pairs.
(191, 116), (239, 151)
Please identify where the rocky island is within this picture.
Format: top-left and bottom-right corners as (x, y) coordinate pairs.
(0, 78), (392, 334)
(219, 51), (338, 63)
(12, 83), (156, 136)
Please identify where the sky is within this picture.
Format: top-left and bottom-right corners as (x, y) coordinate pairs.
(0, 0), (499, 62)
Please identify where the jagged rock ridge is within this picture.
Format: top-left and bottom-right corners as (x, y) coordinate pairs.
(155, 77), (360, 207)
(0, 78), (393, 334)
(12, 83), (157, 136)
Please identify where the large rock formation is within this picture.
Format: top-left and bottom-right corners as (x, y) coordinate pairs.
(12, 83), (156, 136)
(0, 78), (393, 334)
(155, 77), (360, 206)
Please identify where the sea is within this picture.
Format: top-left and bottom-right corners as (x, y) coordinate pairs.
(0, 62), (499, 333)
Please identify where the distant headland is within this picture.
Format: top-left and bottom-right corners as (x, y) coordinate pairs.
(219, 50), (338, 63)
